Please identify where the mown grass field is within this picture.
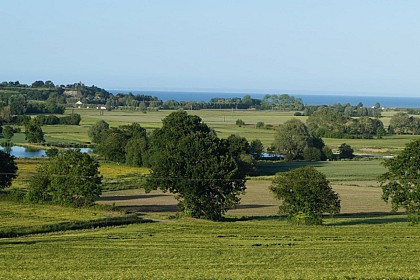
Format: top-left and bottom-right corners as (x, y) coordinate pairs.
(0, 215), (418, 279)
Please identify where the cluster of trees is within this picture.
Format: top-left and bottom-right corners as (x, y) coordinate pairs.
(89, 112), (264, 220)
(303, 102), (382, 118)
(273, 119), (355, 161)
(160, 94), (303, 111)
(91, 122), (149, 166)
(34, 113), (81, 125)
(305, 108), (385, 139)
(389, 112), (420, 135)
(274, 119), (332, 161)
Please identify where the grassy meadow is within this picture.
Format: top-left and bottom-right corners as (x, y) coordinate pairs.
(7, 108), (415, 154)
(2, 108), (420, 279)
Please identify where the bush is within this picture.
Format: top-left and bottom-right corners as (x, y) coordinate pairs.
(236, 119), (245, 127)
(256, 121), (265, 129)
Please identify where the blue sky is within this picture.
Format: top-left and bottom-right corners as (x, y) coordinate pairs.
(1, 0), (420, 96)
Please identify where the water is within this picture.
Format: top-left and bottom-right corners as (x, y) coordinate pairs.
(0, 146), (92, 158)
(110, 90), (420, 108)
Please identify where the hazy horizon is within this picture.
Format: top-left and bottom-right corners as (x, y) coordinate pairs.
(1, 1), (420, 97)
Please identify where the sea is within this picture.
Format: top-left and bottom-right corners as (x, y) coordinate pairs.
(109, 90), (420, 108)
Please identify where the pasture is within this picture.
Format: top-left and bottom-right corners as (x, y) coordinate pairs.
(12, 108), (413, 154)
(2, 108), (419, 279)
(0, 213), (418, 279)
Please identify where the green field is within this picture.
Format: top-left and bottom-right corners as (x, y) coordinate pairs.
(15, 108), (412, 154)
(0, 215), (418, 279)
(2, 108), (419, 279)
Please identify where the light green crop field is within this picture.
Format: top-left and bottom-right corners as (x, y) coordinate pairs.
(0, 200), (123, 233)
(0, 216), (418, 279)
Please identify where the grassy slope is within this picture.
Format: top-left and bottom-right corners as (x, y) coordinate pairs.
(0, 217), (418, 279)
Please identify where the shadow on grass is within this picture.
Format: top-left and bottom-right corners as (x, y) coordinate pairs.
(328, 212), (407, 226)
(223, 215), (286, 222)
(255, 161), (326, 176)
(97, 194), (168, 202)
(118, 204), (179, 213)
(236, 204), (276, 209)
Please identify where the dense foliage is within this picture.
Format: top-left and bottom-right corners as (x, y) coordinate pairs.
(28, 149), (102, 206)
(0, 151), (18, 190)
(273, 119), (331, 161)
(25, 120), (45, 143)
(306, 107), (385, 139)
(88, 120), (110, 143)
(379, 139), (420, 223)
(270, 166), (341, 225)
(389, 112), (420, 135)
(95, 123), (148, 166)
(146, 111), (247, 220)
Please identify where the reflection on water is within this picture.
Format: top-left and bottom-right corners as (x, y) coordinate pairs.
(0, 146), (92, 158)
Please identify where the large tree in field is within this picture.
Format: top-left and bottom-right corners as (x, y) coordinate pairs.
(88, 120), (109, 143)
(270, 166), (340, 225)
(273, 118), (310, 160)
(28, 149), (102, 206)
(146, 111), (246, 220)
(0, 151), (18, 190)
(25, 120), (44, 143)
(379, 139), (420, 223)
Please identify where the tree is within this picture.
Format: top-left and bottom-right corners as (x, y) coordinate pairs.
(389, 112), (411, 134)
(146, 111), (246, 220)
(25, 120), (45, 143)
(125, 136), (148, 166)
(95, 123), (148, 165)
(0, 151), (18, 190)
(256, 121), (265, 129)
(249, 139), (264, 159)
(28, 149), (102, 206)
(2, 125), (14, 140)
(9, 94), (27, 115)
(236, 119), (245, 127)
(96, 128), (128, 162)
(88, 120), (110, 143)
(338, 143), (354, 159)
(379, 139), (420, 223)
(270, 167), (340, 225)
(274, 119), (309, 160)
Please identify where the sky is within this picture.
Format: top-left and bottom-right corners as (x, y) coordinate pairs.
(1, 0), (420, 97)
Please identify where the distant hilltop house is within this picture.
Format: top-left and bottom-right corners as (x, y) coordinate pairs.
(75, 100), (83, 108)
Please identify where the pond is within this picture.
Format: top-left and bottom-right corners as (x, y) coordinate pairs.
(0, 146), (92, 158)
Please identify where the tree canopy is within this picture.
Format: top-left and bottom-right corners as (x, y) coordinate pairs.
(25, 120), (45, 143)
(146, 111), (246, 220)
(270, 166), (340, 225)
(88, 120), (110, 143)
(95, 123), (148, 166)
(28, 149), (102, 206)
(379, 139), (420, 223)
(0, 151), (18, 190)
(274, 119), (310, 160)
